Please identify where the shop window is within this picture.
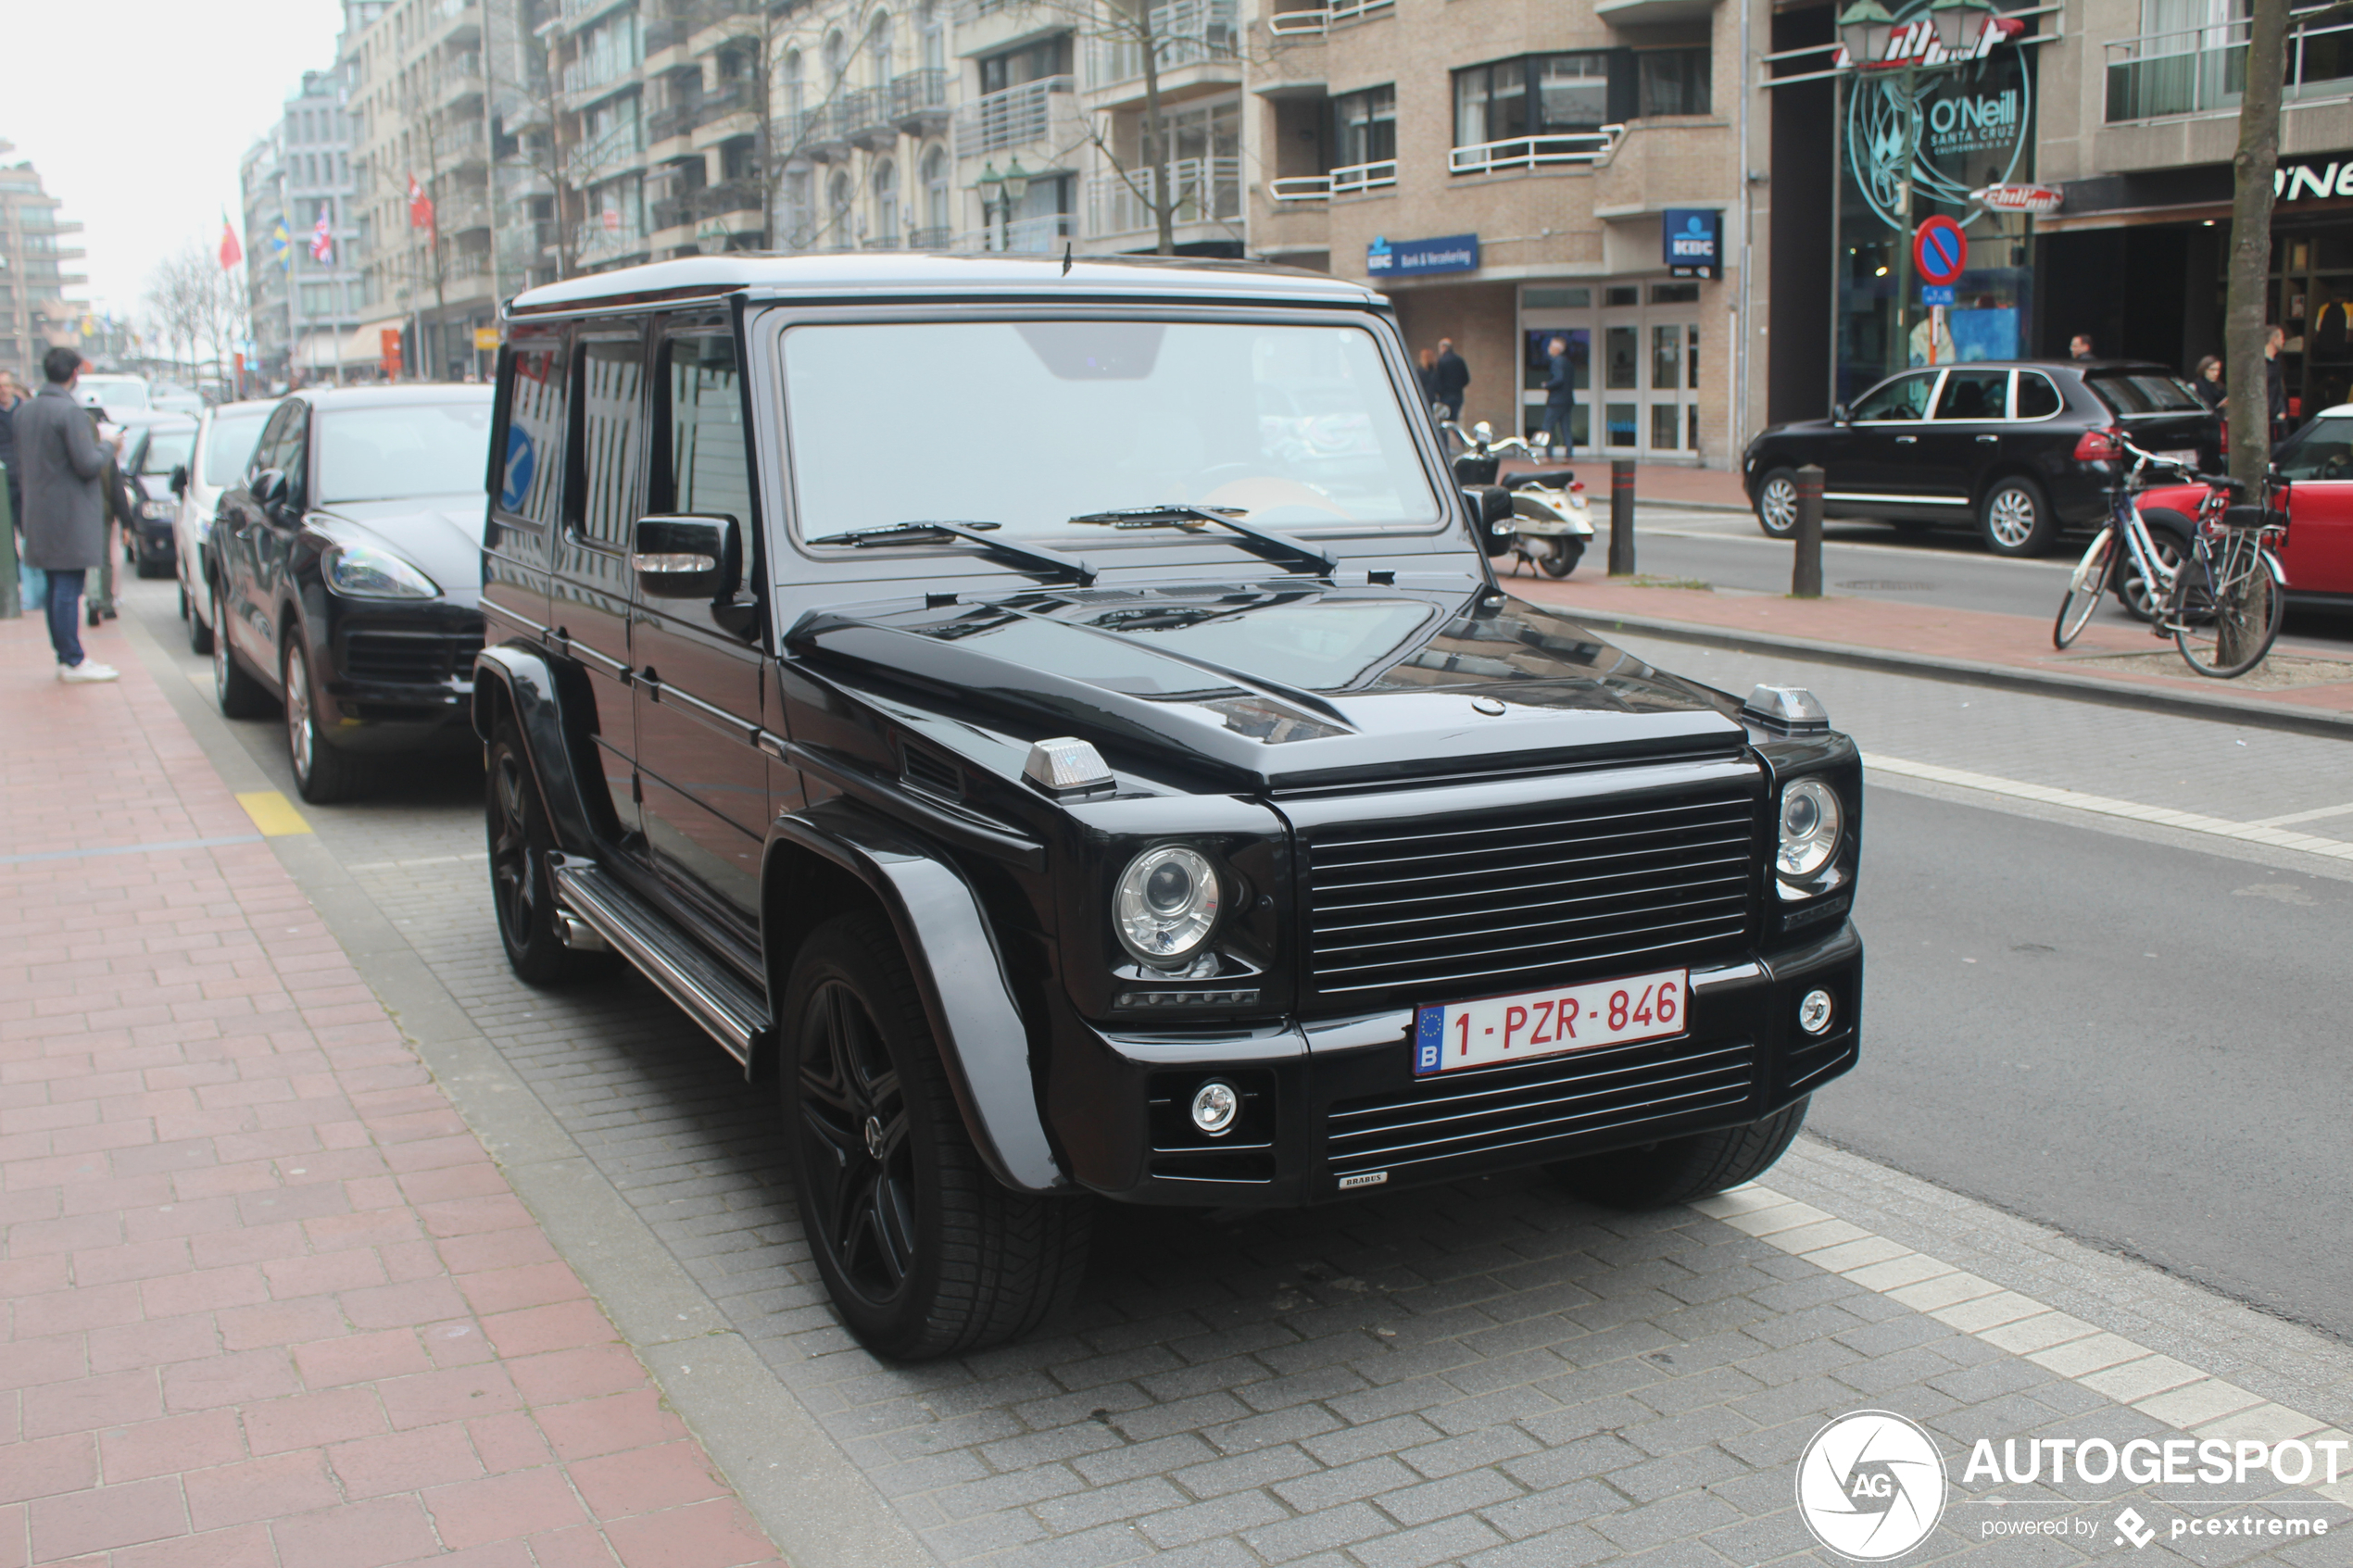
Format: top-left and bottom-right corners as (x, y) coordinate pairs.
(1605, 325), (1639, 390)
(1333, 85), (1396, 169)
(1689, 325), (1700, 389)
(1652, 403), (1680, 449)
(1638, 48), (1710, 117)
(1606, 403), (1639, 447)
(1652, 325), (1680, 390)
(1651, 282), (1700, 305)
(1605, 285), (1640, 307)
(1688, 405), (1700, 449)
(1526, 287), (1591, 308)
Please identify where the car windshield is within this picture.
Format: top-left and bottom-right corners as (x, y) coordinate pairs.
(202, 411), (271, 486)
(2272, 414), (2353, 480)
(315, 401), (491, 504)
(80, 378), (150, 410)
(783, 319), (1441, 542)
(142, 430), (195, 471)
(2086, 371), (2203, 415)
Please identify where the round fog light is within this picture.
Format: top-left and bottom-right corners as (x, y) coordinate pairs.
(1190, 1079), (1239, 1136)
(1797, 989), (1835, 1036)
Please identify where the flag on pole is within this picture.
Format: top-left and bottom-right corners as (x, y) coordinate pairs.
(270, 219), (294, 271)
(407, 174), (434, 233)
(219, 212), (243, 269)
(310, 206), (334, 264)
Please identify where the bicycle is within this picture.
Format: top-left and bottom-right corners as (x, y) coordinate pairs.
(2053, 438), (2288, 678)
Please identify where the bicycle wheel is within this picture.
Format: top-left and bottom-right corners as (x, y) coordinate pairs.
(2174, 533), (2284, 678)
(2053, 530), (2115, 648)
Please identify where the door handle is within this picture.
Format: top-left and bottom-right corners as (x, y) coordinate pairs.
(1976, 433), (2001, 444)
(1894, 435), (1918, 445)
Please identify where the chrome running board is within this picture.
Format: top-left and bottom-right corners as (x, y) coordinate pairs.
(550, 858), (768, 1066)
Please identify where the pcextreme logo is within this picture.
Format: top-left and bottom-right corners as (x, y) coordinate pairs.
(1796, 1411), (1948, 1561)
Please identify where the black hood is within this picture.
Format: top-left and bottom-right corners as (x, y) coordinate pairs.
(311, 495), (486, 597)
(793, 581), (1748, 792)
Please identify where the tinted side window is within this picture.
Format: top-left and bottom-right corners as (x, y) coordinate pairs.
(1852, 373), (1935, 421)
(1932, 370), (2008, 420)
(573, 337), (648, 549)
(661, 332), (751, 524)
(497, 337), (569, 527)
(2087, 372), (2202, 414)
(2015, 372), (2062, 419)
(253, 404), (302, 478)
(2273, 414), (2353, 480)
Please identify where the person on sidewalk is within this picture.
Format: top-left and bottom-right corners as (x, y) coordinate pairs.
(0, 369), (25, 534)
(1537, 335), (1576, 457)
(14, 347), (121, 682)
(2070, 333), (2095, 359)
(1433, 338), (1469, 422)
(2192, 355), (2225, 410)
(2266, 325), (2289, 442)
(87, 409), (139, 627)
(1416, 346), (1440, 410)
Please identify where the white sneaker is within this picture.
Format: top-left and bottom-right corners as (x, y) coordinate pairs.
(59, 662), (120, 684)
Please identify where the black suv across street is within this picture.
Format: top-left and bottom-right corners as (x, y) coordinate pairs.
(475, 255), (1866, 1358)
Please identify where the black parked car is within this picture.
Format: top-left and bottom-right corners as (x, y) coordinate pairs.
(476, 255), (1865, 1358)
(1742, 359), (2221, 556)
(119, 411), (198, 578)
(208, 384), (493, 803)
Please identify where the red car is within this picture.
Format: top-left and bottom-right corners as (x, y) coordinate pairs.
(2122, 408), (2353, 616)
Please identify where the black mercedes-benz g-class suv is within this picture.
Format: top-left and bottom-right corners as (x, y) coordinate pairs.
(473, 255), (1863, 1360)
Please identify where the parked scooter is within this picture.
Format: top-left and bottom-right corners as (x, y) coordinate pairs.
(1441, 417), (1593, 578)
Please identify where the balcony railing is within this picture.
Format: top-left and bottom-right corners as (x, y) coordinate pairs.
(648, 99), (701, 142)
(1087, 157), (1239, 236)
(890, 68), (951, 129)
(908, 224), (952, 248)
(1267, 0), (1392, 37)
(1268, 157), (1396, 199)
(698, 80), (753, 124)
(1088, 0), (1239, 90)
(958, 211), (1075, 253)
(839, 87), (897, 146)
(2105, 13), (2353, 122)
(1447, 127), (1621, 175)
(692, 181), (762, 219)
(650, 194), (693, 232)
(955, 75), (1074, 155)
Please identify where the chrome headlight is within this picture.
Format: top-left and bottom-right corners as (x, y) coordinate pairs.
(1777, 779), (1843, 879)
(1114, 845), (1221, 968)
(141, 498), (175, 521)
(324, 543), (440, 599)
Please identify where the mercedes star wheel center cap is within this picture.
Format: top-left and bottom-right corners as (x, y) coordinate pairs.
(863, 1116), (886, 1160)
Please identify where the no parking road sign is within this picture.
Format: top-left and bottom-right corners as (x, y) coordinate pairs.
(1914, 216), (1967, 286)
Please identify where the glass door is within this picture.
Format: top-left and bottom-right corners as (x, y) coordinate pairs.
(1520, 286), (1592, 449)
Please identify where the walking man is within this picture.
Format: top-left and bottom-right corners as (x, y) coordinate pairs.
(1537, 336), (1577, 456)
(2265, 324), (2289, 442)
(15, 347), (120, 682)
(1433, 338), (1469, 422)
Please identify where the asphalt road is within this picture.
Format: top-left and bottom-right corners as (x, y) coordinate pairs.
(1619, 506), (2353, 649)
(117, 569), (2353, 1343)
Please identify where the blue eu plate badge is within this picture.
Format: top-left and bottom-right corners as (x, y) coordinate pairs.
(1415, 1007), (1445, 1073)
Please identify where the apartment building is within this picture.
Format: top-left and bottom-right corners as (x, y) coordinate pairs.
(240, 70), (371, 386)
(0, 144), (88, 383)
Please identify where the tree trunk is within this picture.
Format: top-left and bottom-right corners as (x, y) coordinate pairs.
(2227, 0), (2290, 491)
(1136, 6), (1174, 255)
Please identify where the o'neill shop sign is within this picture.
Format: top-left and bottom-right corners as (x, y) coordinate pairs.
(1835, 0), (2037, 396)
(2275, 156), (2353, 198)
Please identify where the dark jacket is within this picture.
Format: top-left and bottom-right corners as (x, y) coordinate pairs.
(15, 383), (109, 570)
(2267, 352), (2288, 428)
(1432, 349), (1469, 402)
(1544, 350), (1575, 405)
(2193, 376), (2224, 411)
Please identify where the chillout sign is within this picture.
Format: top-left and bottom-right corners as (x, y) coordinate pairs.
(1366, 232), (1480, 277)
(2274, 156), (2353, 200)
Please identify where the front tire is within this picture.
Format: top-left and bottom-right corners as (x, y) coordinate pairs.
(284, 641), (362, 804)
(1754, 468), (1799, 539)
(1547, 1098), (1810, 1209)
(486, 723), (610, 985)
(2054, 531), (2114, 648)
(1540, 540), (1582, 578)
(785, 912), (1091, 1360)
(1979, 475), (2057, 557)
(210, 583), (271, 718)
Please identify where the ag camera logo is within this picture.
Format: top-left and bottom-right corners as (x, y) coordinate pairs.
(1797, 1411), (1948, 1560)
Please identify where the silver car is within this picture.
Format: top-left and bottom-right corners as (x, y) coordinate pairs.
(170, 399), (276, 652)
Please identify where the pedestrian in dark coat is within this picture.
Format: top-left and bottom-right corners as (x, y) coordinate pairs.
(2265, 325), (2289, 441)
(1537, 336), (1577, 455)
(2192, 355), (2224, 410)
(0, 369), (25, 529)
(14, 347), (120, 680)
(1432, 338), (1469, 421)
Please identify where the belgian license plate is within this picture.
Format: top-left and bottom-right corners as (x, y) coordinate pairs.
(2156, 448), (2199, 470)
(1414, 969), (1687, 1076)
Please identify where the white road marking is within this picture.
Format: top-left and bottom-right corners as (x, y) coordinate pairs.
(1864, 753), (2353, 861)
(1694, 1184), (2353, 1504)
(346, 852), (489, 872)
(2248, 801), (2353, 827)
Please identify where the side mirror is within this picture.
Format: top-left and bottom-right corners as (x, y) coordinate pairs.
(631, 513), (739, 600)
(169, 464), (189, 497)
(251, 468), (288, 509)
(1465, 485), (1516, 556)
(1831, 403), (1851, 425)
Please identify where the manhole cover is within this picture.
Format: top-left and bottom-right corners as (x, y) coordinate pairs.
(1836, 580), (1938, 591)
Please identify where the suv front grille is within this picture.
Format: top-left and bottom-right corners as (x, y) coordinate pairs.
(1302, 784), (1759, 1005)
(1325, 1036), (1757, 1177)
(343, 632), (484, 685)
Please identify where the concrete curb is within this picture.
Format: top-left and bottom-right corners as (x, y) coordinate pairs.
(1559, 603), (2353, 741)
(112, 607), (939, 1568)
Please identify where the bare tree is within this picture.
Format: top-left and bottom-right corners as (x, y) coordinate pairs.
(486, 0), (630, 282)
(2227, 0), (2290, 491)
(142, 243), (212, 384)
(736, 8), (882, 256)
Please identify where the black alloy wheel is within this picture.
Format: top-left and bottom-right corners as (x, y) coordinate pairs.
(1548, 1097), (1811, 1209)
(1754, 468), (1800, 539)
(485, 724), (607, 985)
(784, 912), (1090, 1360)
(211, 583), (272, 718)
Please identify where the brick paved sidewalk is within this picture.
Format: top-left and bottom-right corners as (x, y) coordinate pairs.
(0, 615), (785, 1568)
(1512, 574), (2353, 718)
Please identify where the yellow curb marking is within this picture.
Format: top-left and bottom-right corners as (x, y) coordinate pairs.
(235, 791), (313, 837)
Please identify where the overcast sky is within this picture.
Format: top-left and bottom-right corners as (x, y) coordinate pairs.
(4, 0), (346, 321)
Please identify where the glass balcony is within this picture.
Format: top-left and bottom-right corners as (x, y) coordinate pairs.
(2105, 13), (2353, 122)
(1087, 0), (1239, 91)
(1086, 157), (1239, 236)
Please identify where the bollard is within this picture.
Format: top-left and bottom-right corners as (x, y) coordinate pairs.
(1608, 458), (1636, 576)
(1792, 463), (1824, 599)
(0, 460), (17, 620)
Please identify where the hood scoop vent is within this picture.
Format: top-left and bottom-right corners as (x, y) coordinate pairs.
(900, 742), (965, 800)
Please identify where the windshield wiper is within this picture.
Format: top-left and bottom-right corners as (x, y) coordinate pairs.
(1066, 504), (1338, 577)
(812, 521), (1096, 586)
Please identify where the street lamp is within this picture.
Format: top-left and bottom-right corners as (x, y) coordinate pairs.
(1838, 0), (1991, 370)
(975, 157), (1031, 252)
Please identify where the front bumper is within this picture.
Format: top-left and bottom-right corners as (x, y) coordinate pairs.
(317, 618), (484, 753)
(1049, 922), (1862, 1206)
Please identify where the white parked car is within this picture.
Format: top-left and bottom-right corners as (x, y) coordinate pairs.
(74, 373), (152, 417)
(170, 398), (277, 652)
